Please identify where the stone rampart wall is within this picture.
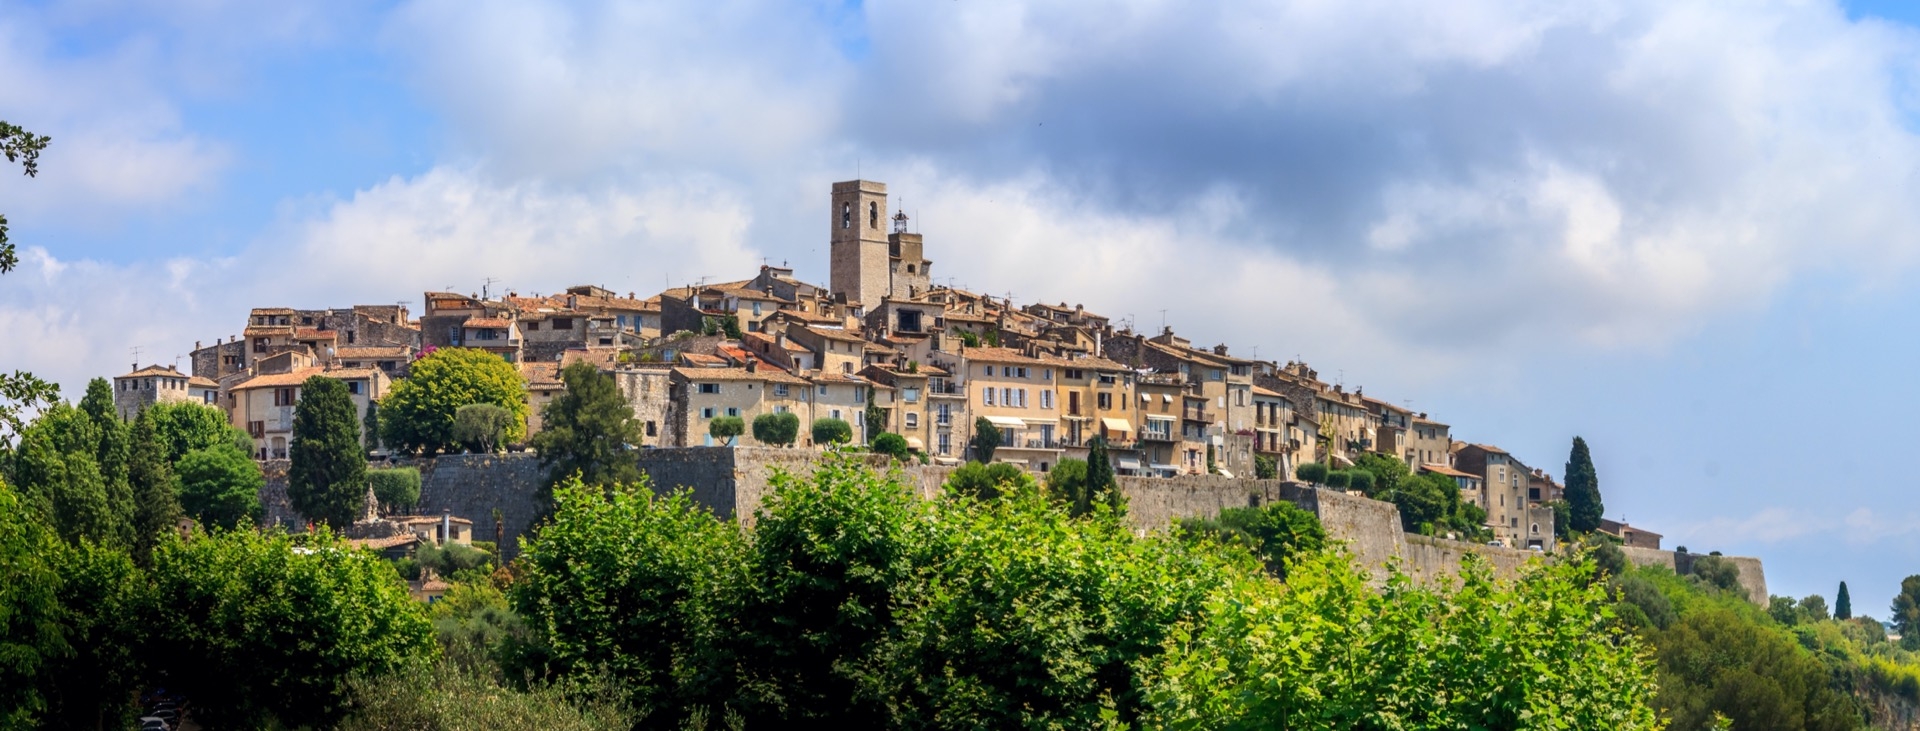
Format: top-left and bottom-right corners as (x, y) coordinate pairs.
(1621, 545), (1769, 605)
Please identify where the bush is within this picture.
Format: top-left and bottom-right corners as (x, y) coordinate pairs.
(1175, 501), (1326, 578)
(342, 659), (632, 730)
(1324, 470), (1352, 489)
(1346, 469), (1376, 493)
(1254, 455), (1278, 480)
(753, 412), (801, 446)
(811, 418), (853, 446)
(870, 432), (910, 461)
(1690, 555), (1743, 594)
(453, 403), (515, 453)
(708, 415), (745, 445)
(969, 417), (1001, 463)
(416, 542), (496, 579)
(1296, 462), (1329, 484)
(945, 462), (1031, 502)
(368, 467), (422, 515)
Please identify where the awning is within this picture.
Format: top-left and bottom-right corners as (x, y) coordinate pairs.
(1101, 417), (1133, 434)
(905, 437), (925, 450)
(1150, 463), (1179, 472)
(1116, 457), (1142, 470)
(1023, 417), (1057, 426)
(1162, 394), (1174, 403)
(983, 415), (1026, 429)
(997, 458), (1030, 466)
(1145, 415), (1176, 423)
(1329, 453), (1355, 467)
(933, 457), (963, 466)
(1218, 468), (1235, 479)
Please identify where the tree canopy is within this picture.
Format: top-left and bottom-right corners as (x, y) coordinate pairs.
(811, 417), (852, 446)
(380, 348), (528, 455)
(708, 415), (745, 446)
(752, 411), (800, 447)
(1565, 436), (1603, 533)
(969, 416), (1000, 463)
(288, 376), (368, 527)
(530, 362), (642, 491)
(176, 443), (264, 530)
(453, 403), (514, 453)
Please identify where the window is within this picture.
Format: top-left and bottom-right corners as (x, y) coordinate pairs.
(1002, 387), (1014, 405)
(346, 381), (363, 395)
(841, 202), (851, 229)
(818, 385), (829, 396)
(869, 201), (878, 229)
(1066, 369), (1084, 380)
(774, 384), (790, 397)
(1016, 367), (1028, 378)
(699, 383), (720, 394)
(983, 388), (996, 406)
(905, 412), (919, 428)
(726, 407), (739, 417)
(1043, 369), (1052, 381)
(1041, 390), (1053, 409)
(553, 318), (573, 330)
(854, 387), (866, 401)
(938, 432), (951, 454)
(983, 365), (994, 376)
(646, 421), (657, 436)
(526, 321), (540, 331)
(831, 409), (842, 420)
(1099, 374), (1115, 385)
(253, 337), (268, 353)
(903, 387), (920, 403)
(274, 387), (297, 406)
(701, 407), (716, 419)
(751, 301), (762, 316)
(1017, 388), (1028, 407)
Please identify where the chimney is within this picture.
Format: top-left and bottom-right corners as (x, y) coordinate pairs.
(746, 359), (759, 373)
(1213, 344), (1229, 356)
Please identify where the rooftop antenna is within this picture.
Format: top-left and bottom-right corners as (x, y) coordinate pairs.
(1159, 310), (1168, 331)
(130, 345), (143, 367)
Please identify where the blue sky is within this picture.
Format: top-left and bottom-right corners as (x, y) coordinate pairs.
(4, 0), (1920, 613)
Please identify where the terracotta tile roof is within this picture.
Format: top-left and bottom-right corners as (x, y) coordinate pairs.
(520, 362), (563, 387)
(1422, 463), (1479, 479)
(347, 535), (421, 551)
(798, 325), (864, 343)
(188, 376), (219, 388)
(464, 318), (512, 329)
(1251, 385), (1285, 398)
(672, 366), (809, 385)
(119, 365), (186, 379)
(336, 346), (411, 359)
(1052, 355), (1129, 371)
(243, 325), (293, 337)
(559, 348), (621, 369)
(231, 367), (326, 390)
(295, 328), (336, 340)
(1412, 416), (1449, 427)
(323, 367), (381, 380)
(250, 307), (295, 315)
(679, 353), (729, 367)
(958, 347), (1043, 365)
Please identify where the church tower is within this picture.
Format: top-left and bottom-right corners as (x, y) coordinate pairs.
(830, 179), (889, 310)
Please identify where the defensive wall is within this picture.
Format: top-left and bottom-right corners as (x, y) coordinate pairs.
(258, 447), (1766, 600)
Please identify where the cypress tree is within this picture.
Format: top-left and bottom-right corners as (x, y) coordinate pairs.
(79, 377), (135, 547)
(1086, 435), (1122, 513)
(288, 376), (368, 527)
(129, 408), (182, 562)
(530, 362), (643, 493)
(1564, 436), (1603, 533)
(363, 399), (381, 453)
(1837, 581), (1853, 621)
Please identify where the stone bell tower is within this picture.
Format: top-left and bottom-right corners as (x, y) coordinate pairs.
(830, 179), (889, 311)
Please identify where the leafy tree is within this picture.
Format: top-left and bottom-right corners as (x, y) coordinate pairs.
(1352, 452), (1409, 497)
(127, 409), (182, 563)
(512, 477), (746, 725)
(864, 387), (887, 443)
(1389, 471), (1458, 534)
(1045, 458), (1089, 514)
(415, 542), (496, 579)
(1689, 555), (1743, 594)
(957, 330), (979, 348)
(811, 417), (852, 446)
(1565, 436), (1603, 533)
(37, 541), (148, 728)
(368, 467), (421, 515)
(8, 403), (122, 547)
(1769, 596), (1802, 627)
(1837, 581), (1852, 621)
(945, 461), (1031, 502)
(288, 376), (368, 527)
(363, 399), (382, 452)
(0, 478), (65, 727)
(452, 403), (514, 453)
(78, 378), (135, 548)
(1085, 435), (1122, 514)
(1346, 469), (1376, 493)
(1296, 461), (1329, 484)
(1897, 576), (1920, 650)
(1796, 594), (1830, 622)
(1650, 606), (1858, 731)
(144, 528), (434, 728)
(870, 432), (909, 461)
(1550, 499), (1572, 540)
(0, 121), (51, 275)
(970, 416), (999, 463)
(1175, 501), (1325, 578)
(1254, 454), (1277, 480)
(1324, 470), (1352, 489)
(530, 362), (642, 492)
(752, 411), (800, 446)
(1615, 574), (1677, 630)
(1206, 443), (1218, 474)
(381, 348), (528, 455)
(176, 444), (264, 530)
(707, 415), (745, 446)
(0, 370), (58, 448)
(147, 401), (251, 463)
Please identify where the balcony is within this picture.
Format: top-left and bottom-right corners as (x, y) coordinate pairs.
(1182, 409), (1216, 423)
(927, 380), (963, 396)
(1140, 429), (1176, 442)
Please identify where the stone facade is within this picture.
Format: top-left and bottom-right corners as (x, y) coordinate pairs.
(830, 179), (891, 310)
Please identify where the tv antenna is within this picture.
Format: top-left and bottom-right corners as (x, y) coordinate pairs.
(130, 345), (143, 366)
(481, 277), (500, 299)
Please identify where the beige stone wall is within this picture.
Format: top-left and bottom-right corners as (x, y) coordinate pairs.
(1620, 545), (1768, 605)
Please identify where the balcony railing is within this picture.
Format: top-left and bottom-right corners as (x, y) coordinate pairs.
(927, 381), (963, 396)
(1183, 410), (1216, 423)
(1140, 430), (1176, 442)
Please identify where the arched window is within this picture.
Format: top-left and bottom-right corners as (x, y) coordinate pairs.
(869, 201), (878, 229)
(841, 202), (851, 229)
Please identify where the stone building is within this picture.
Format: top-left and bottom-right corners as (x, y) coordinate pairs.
(885, 209), (933, 299)
(830, 179), (891, 312)
(228, 365), (388, 459)
(1451, 443), (1531, 546)
(113, 364), (204, 420)
(927, 346), (1065, 471)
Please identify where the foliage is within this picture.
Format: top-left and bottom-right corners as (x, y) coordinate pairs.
(146, 401), (252, 462)
(1798, 594), (1831, 623)
(289, 376), (369, 527)
(145, 528), (434, 728)
(1565, 436), (1604, 533)
(381, 348), (529, 455)
(1837, 582), (1852, 621)
(1651, 606), (1858, 731)
(416, 542), (496, 579)
(0, 370), (58, 448)
(127, 408), (182, 563)
(363, 399), (382, 452)
(870, 431), (910, 461)
(176, 443), (264, 530)
(1690, 555), (1743, 593)
(1045, 458), (1089, 512)
(341, 658), (633, 730)
(8, 402), (125, 548)
(865, 388), (887, 443)
(1323, 470), (1351, 489)
(707, 414), (745, 445)
(1086, 435), (1121, 514)
(36, 540), (147, 728)
(530, 362), (642, 492)
(1895, 575), (1920, 650)
(452, 403), (514, 453)
(1551, 499), (1572, 540)
(945, 461), (1033, 502)
(0, 120), (51, 275)
(368, 467), (422, 515)
(957, 330), (980, 348)
(1253, 454), (1277, 480)
(811, 417), (853, 445)
(752, 411), (801, 446)
(1140, 553), (1663, 730)
(1295, 461), (1328, 484)
(514, 477), (748, 725)
(1174, 501), (1326, 578)
(1205, 443), (1218, 475)
(1345, 468), (1376, 493)
(0, 478), (66, 727)
(970, 416), (1000, 463)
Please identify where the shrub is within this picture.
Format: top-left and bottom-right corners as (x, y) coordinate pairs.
(945, 462), (1031, 502)
(1296, 462), (1329, 484)
(1346, 469), (1376, 493)
(1324, 470), (1352, 489)
(708, 415), (745, 446)
(811, 418), (853, 446)
(870, 432), (910, 461)
(753, 412), (801, 446)
(452, 403), (514, 453)
(368, 467), (422, 515)
(969, 417), (1000, 463)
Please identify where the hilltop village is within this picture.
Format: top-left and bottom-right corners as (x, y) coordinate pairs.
(110, 179), (1648, 551)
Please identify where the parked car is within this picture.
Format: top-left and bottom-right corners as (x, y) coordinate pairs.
(138, 717), (170, 731)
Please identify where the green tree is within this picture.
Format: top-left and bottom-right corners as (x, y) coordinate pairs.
(870, 432), (909, 461)
(342, 660), (632, 730)
(78, 378), (135, 548)
(970, 416), (1000, 463)
(864, 389), (887, 443)
(512, 477), (746, 725)
(1296, 461), (1329, 484)
(144, 528), (434, 728)
(530, 362), (642, 491)
(1689, 555), (1743, 594)
(381, 348), (528, 455)
(1837, 581), (1852, 621)
(288, 376), (368, 527)
(752, 411), (800, 446)
(1797, 593), (1830, 622)
(176, 444), (264, 529)
(1085, 435), (1122, 513)
(946, 461), (1032, 502)
(1175, 500), (1326, 578)
(811, 417), (853, 446)
(368, 467), (421, 515)
(1324, 470), (1352, 489)
(0, 121), (51, 275)
(37, 541), (148, 728)
(1550, 499), (1572, 540)
(147, 401), (251, 463)
(1895, 576), (1920, 650)
(1650, 606), (1858, 731)
(1565, 436), (1603, 533)
(363, 399), (382, 452)
(0, 478), (64, 727)
(1352, 452), (1410, 497)
(0, 370), (59, 448)
(708, 415), (745, 446)
(1045, 458), (1089, 514)
(127, 409), (182, 563)
(1254, 455), (1277, 480)
(957, 330), (979, 348)
(1346, 469), (1376, 493)
(452, 403), (514, 453)
(9, 403), (122, 547)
